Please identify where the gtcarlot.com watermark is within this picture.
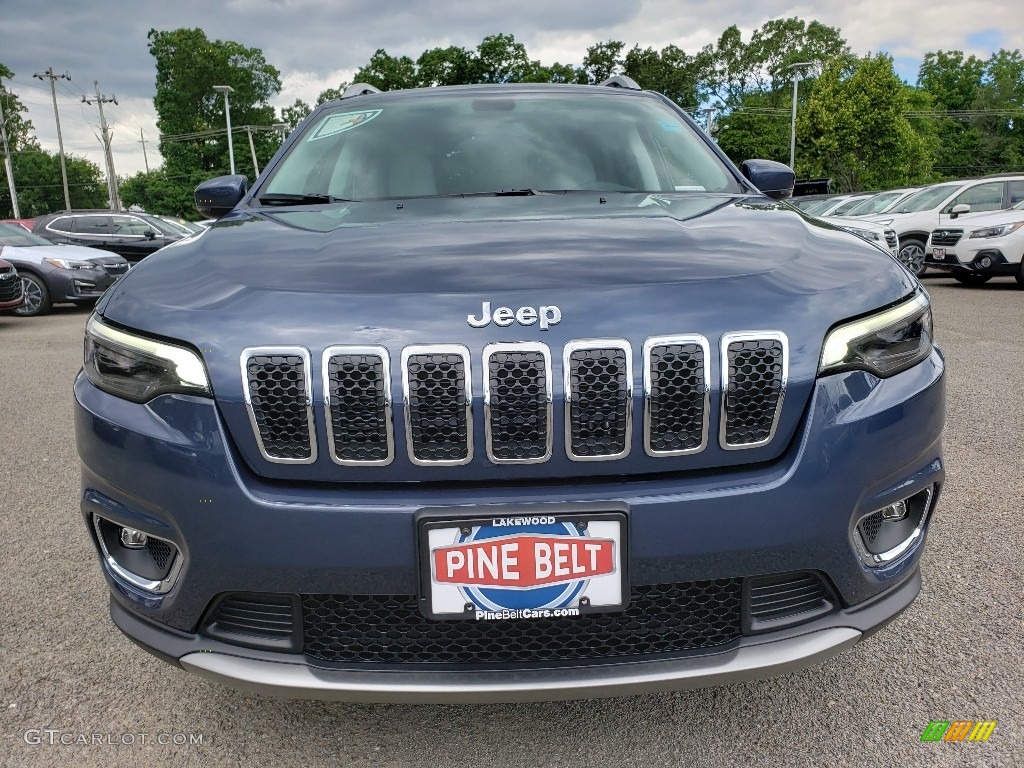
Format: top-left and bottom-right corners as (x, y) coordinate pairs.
(24, 729), (206, 747)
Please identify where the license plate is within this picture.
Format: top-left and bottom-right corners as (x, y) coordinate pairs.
(932, 248), (945, 260)
(419, 512), (627, 621)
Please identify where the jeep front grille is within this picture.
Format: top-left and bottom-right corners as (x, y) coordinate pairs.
(483, 343), (552, 463)
(643, 336), (709, 456)
(402, 345), (473, 466)
(564, 340), (632, 460)
(323, 346), (393, 465)
(720, 333), (788, 450)
(240, 334), (790, 466)
(242, 347), (316, 463)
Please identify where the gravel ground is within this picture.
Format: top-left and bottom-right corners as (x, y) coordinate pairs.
(1, 276), (1021, 768)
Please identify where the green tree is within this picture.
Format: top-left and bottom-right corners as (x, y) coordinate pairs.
(623, 44), (711, 107)
(1, 150), (105, 217)
(0, 63), (37, 152)
(798, 54), (932, 190)
(119, 167), (210, 219)
(916, 50), (986, 177)
(974, 49), (1024, 170)
(148, 27), (282, 182)
(417, 46), (478, 87)
(582, 41), (625, 83)
(474, 34), (535, 83)
(353, 49), (418, 91)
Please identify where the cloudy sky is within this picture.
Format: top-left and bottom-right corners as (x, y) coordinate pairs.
(2, 0), (1019, 181)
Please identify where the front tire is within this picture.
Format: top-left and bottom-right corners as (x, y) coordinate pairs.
(899, 238), (927, 277)
(12, 273), (51, 317)
(953, 272), (993, 286)
(1016, 261), (1024, 288)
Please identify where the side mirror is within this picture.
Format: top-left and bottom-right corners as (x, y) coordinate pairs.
(949, 203), (970, 219)
(195, 175), (248, 219)
(740, 159), (796, 200)
(144, 230), (157, 240)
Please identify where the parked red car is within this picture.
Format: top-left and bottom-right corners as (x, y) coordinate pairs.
(0, 258), (24, 310)
(1, 218), (35, 232)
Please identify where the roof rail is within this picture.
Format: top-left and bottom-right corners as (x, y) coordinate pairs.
(342, 83), (382, 99)
(598, 75), (641, 90)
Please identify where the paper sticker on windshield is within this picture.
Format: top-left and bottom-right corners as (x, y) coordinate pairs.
(308, 110), (382, 141)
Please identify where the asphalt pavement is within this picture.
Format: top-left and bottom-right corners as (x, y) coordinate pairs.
(1, 276), (1021, 768)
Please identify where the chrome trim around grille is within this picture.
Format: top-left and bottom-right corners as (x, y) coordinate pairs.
(322, 345), (394, 467)
(482, 342), (553, 464)
(240, 346), (317, 464)
(401, 344), (473, 466)
(643, 335), (710, 457)
(563, 339), (633, 462)
(719, 331), (788, 451)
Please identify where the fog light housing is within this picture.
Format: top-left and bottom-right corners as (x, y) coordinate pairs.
(856, 485), (935, 566)
(119, 527), (148, 549)
(976, 255), (994, 270)
(93, 515), (182, 594)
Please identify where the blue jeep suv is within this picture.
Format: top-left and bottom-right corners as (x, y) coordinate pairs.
(75, 79), (944, 702)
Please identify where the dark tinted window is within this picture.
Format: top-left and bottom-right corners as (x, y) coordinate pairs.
(110, 216), (152, 236)
(47, 216), (74, 233)
(1009, 181), (1024, 206)
(950, 182), (1003, 213)
(73, 216), (111, 235)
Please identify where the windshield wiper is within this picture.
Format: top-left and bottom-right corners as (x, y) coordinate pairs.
(257, 193), (352, 205)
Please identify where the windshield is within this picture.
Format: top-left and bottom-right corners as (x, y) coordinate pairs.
(846, 192), (900, 215)
(892, 184), (962, 213)
(158, 217), (201, 235)
(0, 222), (52, 246)
(263, 91), (740, 201)
(830, 196), (871, 215)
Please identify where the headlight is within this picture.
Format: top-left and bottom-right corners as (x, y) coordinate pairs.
(44, 257), (95, 270)
(841, 227), (881, 242)
(968, 222), (1024, 239)
(819, 292), (933, 378)
(84, 315), (211, 403)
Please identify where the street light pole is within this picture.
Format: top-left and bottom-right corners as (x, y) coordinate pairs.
(213, 85), (236, 175)
(787, 62), (813, 171)
(244, 126), (260, 177)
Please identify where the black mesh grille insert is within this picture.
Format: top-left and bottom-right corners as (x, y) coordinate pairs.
(145, 538), (174, 572)
(486, 348), (549, 461)
(302, 580), (742, 665)
(405, 351), (470, 463)
(567, 346), (630, 458)
(201, 593), (300, 651)
(748, 572), (832, 622)
(930, 230), (963, 247)
(245, 353), (312, 461)
(646, 342), (706, 454)
(326, 352), (390, 463)
(859, 510), (885, 544)
(723, 338), (785, 447)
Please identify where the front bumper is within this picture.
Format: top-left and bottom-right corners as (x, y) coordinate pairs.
(112, 569), (919, 702)
(76, 347), (945, 701)
(926, 247), (1019, 276)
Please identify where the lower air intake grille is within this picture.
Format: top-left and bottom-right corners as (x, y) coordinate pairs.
(566, 343), (631, 459)
(645, 338), (708, 455)
(859, 510), (885, 545)
(244, 350), (314, 462)
(145, 538), (174, 572)
(403, 347), (471, 464)
(302, 579), (742, 665)
(746, 571), (835, 632)
(0, 270), (21, 302)
(722, 335), (786, 448)
(202, 593), (300, 652)
(325, 348), (392, 464)
(884, 230), (898, 249)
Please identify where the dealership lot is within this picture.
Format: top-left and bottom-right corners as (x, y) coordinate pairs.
(1, 277), (1020, 768)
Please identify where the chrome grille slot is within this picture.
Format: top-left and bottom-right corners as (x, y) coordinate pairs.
(564, 340), (632, 461)
(483, 343), (552, 464)
(930, 230), (963, 247)
(643, 336), (709, 456)
(323, 346), (393, 466)
(241, 347), (316, 463)
(402, 345), (472, 466)
(720, 332), (787, 450)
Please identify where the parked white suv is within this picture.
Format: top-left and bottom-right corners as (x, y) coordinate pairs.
(925, 202), (1024, 286)
(864, 176), (1024, 276)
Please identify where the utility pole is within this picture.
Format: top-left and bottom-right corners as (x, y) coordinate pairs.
(786, 62), (813, 171)
(244, 126), (260, 177)
(700, 107), (717, 137)
(138, 128), (149, 173)
(82, 81), (120, 210)
(33, 67), (71, 211)
(0, 95), (21, 218)
(212, 85), (236, 175)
